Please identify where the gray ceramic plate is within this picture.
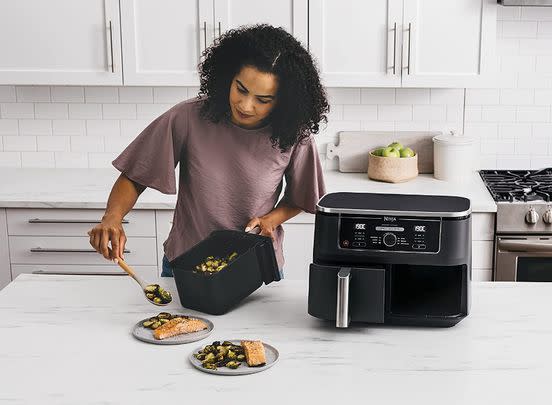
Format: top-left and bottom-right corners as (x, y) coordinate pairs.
(132, 315), (214, 345)
(188, 340), (279, 376)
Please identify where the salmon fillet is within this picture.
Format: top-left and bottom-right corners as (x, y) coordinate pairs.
(153, 317), (208, 340)
(241, 340), (266, 367)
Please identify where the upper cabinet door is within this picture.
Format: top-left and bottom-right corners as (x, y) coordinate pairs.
(214, 0), (308, 49)
(121, 0), (213, 86)
(308, 0), (403, 87)
(0, 0), (122, 85)
(401, 0), (497, 88)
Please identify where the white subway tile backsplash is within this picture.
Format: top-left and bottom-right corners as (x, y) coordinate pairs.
(378, 105), (412, 121)
(498, 5), (521, 20)
(517, 106), (550, 122)
(52, 120), (86, 136)
(464, 123), (499, 139)
(21, 152), (55, 168)
(481, 105), (517, 122)
(89, 152), (117, 168)
(534, 90), (552, 105)
(447, 105), (464, 122)
(0, 152), (21, 167)
(120, 120), (150, 137)
(37, 136), (70, 152)
(521, 7), (552, 21)
(343, 105), (377, 121)
(413, 105), (446, 121)
(395, 121), (430, 131)
(499, 123), (532, 139)
(360, 121), (394, 131)
(3, 136), (36, 151)
(0, 119), (18, 136)
(34, 103), (69, 119)
(51, 87), (84, 103)
(538, 22), (552, 37)
(518, 73), (552, 88)
(0, 86), (16, 102)
(395, 89), (430, 105)
(16, 86), (50, 102)
(84, 87), (118, 103)
(430, 89), (464, 105)
(499, 54), (536, 72)
(136, 104), (172, 119)
(361, 89), (395, 104)
(530, 156), (552, 168)
(102, 104), (136, 120)
(54, 152), (88, 168)
(533, 123), (552, 138)
(326, 88), (360, 105)
(502, 21), (537, 38)
(105, 136), (134, 153)
(1, 103), (34, 119)
(19, 119), (52, 136)
(496, 156), (531, 169)
(464, 106), (482, 122)
(70, 137), (104, 153)
(481, 139), (515, 155)
(500, 89), (535, 105)
(326, 105), (344, 121)
(515, 138), (547, 155)
(519, 39), (552, 55)
(496, 38), (520, 56)
(68, 104), (102, 119)
(153, 87), (188, 104)
(466, 89), (500, 105)
(119, 87), (153, 103)
(86, 120), (120, 137)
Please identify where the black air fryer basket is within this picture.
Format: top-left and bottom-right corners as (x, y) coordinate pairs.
(171, 230), (280, 315)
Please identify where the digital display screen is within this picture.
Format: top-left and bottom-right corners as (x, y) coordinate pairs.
(414, 225), (426, 232)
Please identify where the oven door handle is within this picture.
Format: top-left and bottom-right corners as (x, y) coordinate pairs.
(498, 240), (552, 253)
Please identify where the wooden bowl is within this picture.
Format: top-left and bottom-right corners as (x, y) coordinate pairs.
(367, 151), (418, 183)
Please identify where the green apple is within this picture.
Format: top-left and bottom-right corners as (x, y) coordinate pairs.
(371, 148), (385, 156)
(388, 141), (403, 150)
(399, 147), (415, 158)
(382, 147), (400, 158)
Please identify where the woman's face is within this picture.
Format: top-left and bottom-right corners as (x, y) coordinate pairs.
(229, 65), (278, 129)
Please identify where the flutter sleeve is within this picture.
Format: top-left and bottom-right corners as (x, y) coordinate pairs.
(280, 136), (326, 213)
(112, 104), (188, 195)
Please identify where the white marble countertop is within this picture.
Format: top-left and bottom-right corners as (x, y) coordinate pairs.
(0, 168), (496, 216)
(0, 274), (550, 403)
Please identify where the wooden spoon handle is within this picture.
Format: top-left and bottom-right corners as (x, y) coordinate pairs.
(115, 258), (146, 290)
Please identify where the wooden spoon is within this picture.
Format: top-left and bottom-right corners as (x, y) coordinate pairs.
(115, 257), (172, 306)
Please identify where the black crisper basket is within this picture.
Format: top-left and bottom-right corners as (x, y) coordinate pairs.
(170, 230), (281, 315)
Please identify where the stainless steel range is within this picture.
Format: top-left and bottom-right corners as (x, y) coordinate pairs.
(480, 169), (552, 281)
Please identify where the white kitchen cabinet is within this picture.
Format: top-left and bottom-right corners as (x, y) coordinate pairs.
(401, 0), (497, 88)
(155, 210), (174, 275)
(11, 264), (157, 280)
(121, 0), (307, 86)
(309, 0), (403, 87)
(309, 0), (496, 88)
(120, 0), (212, 86)
(214, 0), (308, 47)
(0, 209), (10, 290)
(0, 0), (122, 85)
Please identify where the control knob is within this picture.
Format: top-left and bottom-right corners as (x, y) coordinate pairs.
(525, 208), (539, 225)
(543, 209), (552, 225)
(382, 232), (397, 247)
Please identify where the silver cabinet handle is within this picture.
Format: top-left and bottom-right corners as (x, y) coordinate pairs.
(30, 248), (131, 253)
(217, 21), (222, 38)
(32, 270), (128, 276)
(392, 22), (397, 75)
(499, 240), (552, 253)
(336, 267), (351, 328)
(406, 22), (412, 75)
(28, 219), (129, 224)
(203, 21), (208, 53)
(107, 20), (115, 73)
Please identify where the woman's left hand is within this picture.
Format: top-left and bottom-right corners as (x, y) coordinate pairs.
(245, 216), (277, 240)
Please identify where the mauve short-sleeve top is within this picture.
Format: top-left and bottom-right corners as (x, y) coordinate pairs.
(112, 97), (326, 269)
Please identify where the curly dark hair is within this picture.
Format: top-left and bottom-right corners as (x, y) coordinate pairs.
(197, 24), (329, 152)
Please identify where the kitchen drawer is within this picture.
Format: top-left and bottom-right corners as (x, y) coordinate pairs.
(11, 265), (158, 280)
(9, 236), (157, 266)
(6, 209), (156, 237)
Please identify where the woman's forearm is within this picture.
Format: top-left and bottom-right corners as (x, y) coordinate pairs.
(261, 202), (302, 227)
(103, 174), (145, 221)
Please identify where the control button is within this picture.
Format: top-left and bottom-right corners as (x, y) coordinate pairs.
(382, 232), (397, 247)
(543, 209), (552, 225)
(352, 242), (367, 248)
(525, 208), (539, 225)
(342, 240), (349, 247)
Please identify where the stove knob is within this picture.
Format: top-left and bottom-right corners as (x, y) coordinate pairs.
(543, 210), (552, 225)
(525, 208), (539, 225)
(383, 233), (397, 247)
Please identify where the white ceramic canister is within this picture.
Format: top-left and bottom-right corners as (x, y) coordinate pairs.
(432, 132), (476, 182)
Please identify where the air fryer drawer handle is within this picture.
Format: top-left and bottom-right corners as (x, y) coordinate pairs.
(336, 267), (351, 328)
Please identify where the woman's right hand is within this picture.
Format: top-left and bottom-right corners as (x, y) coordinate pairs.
(88, 214), (127, 261)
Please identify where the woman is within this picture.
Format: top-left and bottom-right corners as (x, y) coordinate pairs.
(88, 24), (329, 277)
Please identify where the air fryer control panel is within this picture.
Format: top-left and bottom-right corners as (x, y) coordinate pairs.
(338, 215), (441, 253)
